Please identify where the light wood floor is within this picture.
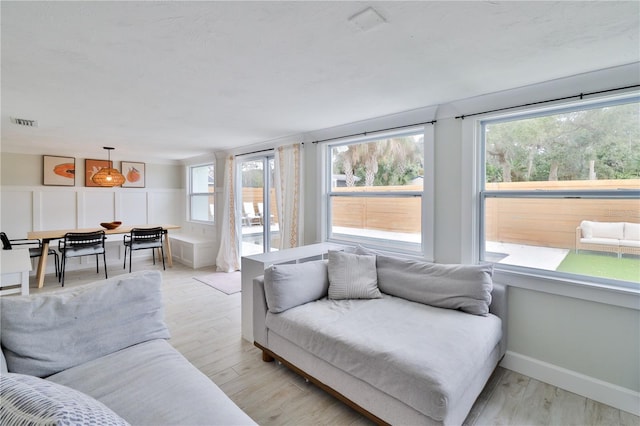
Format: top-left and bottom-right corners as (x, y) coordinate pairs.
(31, 260), (639, 426)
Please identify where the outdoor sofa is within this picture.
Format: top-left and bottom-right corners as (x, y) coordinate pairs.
(576, 220), (640, 257)
(0, 270), (255, 425)
(253, 249), (507, 425)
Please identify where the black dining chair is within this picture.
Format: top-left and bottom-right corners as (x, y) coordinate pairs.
(1, 231), (60, 279)
(123, 227), (165, 273)
(58, 230), (107, 286)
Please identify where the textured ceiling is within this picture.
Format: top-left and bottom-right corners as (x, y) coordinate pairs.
(1, 1), (638, 162)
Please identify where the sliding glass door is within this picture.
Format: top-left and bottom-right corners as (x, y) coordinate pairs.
(239, 157), (279, 256)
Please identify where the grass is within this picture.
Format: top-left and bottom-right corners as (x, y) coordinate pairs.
(557, 252), (640, 283)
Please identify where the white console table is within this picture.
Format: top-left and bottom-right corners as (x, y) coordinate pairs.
(1, 250), (32, 296)
(241, 242), (347, 342)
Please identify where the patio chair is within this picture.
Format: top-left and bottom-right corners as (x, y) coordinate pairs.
(1, 232), (60, 279)
(123, 227), (165, 273)
(257, 203), (274, 226)
(243, 202), (261, 226)
(58, 230), (107, 286)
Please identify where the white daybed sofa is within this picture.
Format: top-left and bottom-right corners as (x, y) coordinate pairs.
(253, 250), (507, 425)
(576, 220), (640, 257)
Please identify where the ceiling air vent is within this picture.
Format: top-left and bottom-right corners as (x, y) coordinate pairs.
(10, 117), (38, 127)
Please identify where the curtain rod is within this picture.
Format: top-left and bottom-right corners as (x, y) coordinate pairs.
(234, 143), (304, 158)
(311, 120), (437, 145)
(455, 84), (640, 120)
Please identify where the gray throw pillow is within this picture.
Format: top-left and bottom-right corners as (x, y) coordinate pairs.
(376, 254), (493, 316)
(0, 372), (130, 425)
(328, 251), (381, 300)
(0, 270), (171, 377)
(264, 260), (329, 313)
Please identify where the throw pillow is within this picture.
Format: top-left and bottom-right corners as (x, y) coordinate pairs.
(376, 254), (493, 316)
(264, 260), (329, 313)
(327, 251), (381, 300)
(0, 372), (130, 425)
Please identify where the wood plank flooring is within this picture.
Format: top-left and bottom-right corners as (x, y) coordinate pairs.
(30, 260), (639, 426)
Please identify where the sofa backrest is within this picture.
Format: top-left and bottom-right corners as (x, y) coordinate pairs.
(0, 270), (170, 377)
(624, 222), (640, 241)
(580, 220), (624, 239)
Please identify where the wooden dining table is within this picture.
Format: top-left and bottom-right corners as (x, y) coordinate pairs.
(28, 224), (181, 288)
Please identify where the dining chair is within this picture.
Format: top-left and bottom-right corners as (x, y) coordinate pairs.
(123, 227), (165, 273)
(58, 230), (107, 286)
(1, 231), (60, 279)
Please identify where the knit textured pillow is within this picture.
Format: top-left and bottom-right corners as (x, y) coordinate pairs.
(0, 372), (129, 425)
(327, 251), (381, 300)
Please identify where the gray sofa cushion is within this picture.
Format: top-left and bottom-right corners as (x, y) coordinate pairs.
(376, 255), (494, 316)
(264, 260), (329, 313)
(47, 339), (256, 426)
(328, 251), (381, 300)
(0, 372), (129, 425)
(0, 270), (171, 377)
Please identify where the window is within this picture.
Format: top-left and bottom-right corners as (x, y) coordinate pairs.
(189, 163), (215, 223)
(480, 96), (640, 286)
(327, 130), (425, 253)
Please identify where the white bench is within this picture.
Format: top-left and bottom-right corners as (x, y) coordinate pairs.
(168, 234), (216, 269)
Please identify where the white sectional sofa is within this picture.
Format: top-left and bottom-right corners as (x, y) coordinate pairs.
(0, 271), (255, 425)
(253, 250), (507, 425)
(576, 220), (640, 257)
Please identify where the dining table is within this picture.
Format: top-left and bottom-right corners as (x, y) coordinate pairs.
(28, 224), (181, 288)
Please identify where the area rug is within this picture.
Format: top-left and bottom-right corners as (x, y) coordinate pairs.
(193, 271), (241, 295)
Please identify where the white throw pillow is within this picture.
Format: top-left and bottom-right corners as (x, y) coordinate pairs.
(264, 260), (329, 313)
(328, 251), (381, 300)
(580, 220), (594, 238)
(0, 372), (130, 425)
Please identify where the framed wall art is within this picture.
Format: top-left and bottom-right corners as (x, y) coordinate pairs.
(121, 161), (145, 188)
(43, 155), (76, 186)
(85, 159), (112, 187)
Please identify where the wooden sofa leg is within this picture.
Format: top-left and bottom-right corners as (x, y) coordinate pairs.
(262, 351), (274, 362)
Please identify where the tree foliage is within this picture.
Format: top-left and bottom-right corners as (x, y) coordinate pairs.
(333, 135), (424, 187)
(485, 102), (640, 182)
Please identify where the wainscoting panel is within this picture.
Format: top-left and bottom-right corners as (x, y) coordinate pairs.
(40, 190), (77, 231)
(117, 191), (148, 225)
(83, 191), (116, 227)
(1, 189), (33, 238)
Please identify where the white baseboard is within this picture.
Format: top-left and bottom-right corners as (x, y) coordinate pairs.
(501, 351), (639, 416)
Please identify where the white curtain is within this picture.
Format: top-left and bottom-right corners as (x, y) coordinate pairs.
(274, 143), (303, 249)
(215, 155), (240, 272)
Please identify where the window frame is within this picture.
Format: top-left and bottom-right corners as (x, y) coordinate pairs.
(188, 163), (215, 224)
(478, 94), (640, 290)
(323, 127), (433, 257)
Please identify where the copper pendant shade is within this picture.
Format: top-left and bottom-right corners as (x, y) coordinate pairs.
(92, 147), (126, 187)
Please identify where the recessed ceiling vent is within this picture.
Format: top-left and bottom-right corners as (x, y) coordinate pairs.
(10, 117), (38, 127)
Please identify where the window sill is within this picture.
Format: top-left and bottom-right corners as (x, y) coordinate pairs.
(492, 266), (640, 310)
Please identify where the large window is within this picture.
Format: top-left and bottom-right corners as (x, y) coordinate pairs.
(327, 130), (425, 253)
(189, 163), (215, 223)
(480, 96), (640, 286)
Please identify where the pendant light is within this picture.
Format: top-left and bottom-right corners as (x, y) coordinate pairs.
(91, 147), (126, 187)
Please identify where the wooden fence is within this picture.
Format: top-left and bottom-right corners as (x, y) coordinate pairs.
(243, 179), (639, 249)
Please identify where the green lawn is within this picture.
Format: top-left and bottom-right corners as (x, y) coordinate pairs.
(557, 252), (640, 283)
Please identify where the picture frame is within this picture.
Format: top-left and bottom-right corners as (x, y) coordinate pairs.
(85, 159), (113, 187)
(43, 155), (76, 186)
(121, 161), (145, 188)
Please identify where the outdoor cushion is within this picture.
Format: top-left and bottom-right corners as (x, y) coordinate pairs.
(264, 260), (328, 313)
(0, 270), (170, 377)
(580, 237), (620, 246)
(620, 240), (640, 248)
(0, 372), (129, 426)
(624, 222), (640, 241)
(376, 255), (493, 316)
(590, 221), (624, 239)
(328, 251), (381, 300)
